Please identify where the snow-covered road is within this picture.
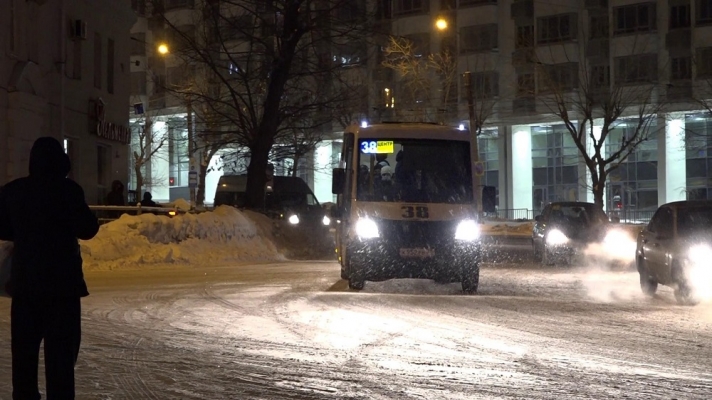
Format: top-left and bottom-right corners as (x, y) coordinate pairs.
(1, 259), (712, 399)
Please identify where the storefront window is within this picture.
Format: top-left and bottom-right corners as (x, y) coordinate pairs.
(478, 129), (499, 207)
(684, 113), (712, 199)
(606, 119), (658, 215)
(168, 124), (189, 186)
(531, 124), (579, 212)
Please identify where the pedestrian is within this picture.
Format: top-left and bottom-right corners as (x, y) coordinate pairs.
(105, 180), (125, 206)
(0, 136), (100, 400)
(105, 180), (125, 220)
(139, 191), (160, 208)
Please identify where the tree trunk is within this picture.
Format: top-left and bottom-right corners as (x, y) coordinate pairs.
(245, 138), (272, 209)
(591, 172), (606, 210)
(197, 162), (209, 207)
(134, 164), (143, 204)
(291, 155), (300, 177)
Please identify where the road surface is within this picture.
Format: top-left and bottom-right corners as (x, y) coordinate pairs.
(0, 247), (711, 399)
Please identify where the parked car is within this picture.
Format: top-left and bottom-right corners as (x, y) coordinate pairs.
(636, 200), (712, 305)
(532, 201), (635, 266)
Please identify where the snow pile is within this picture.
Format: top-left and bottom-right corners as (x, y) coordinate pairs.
(163, 198), (192, 211)
(242, 210), (335, 260)
(481, 220), (533, 237)
(80, 206), (284, 270)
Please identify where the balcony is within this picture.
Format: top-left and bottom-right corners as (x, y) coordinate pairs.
(667, 83), (693, 101)
(584, 0), (608, 9)
(512, 97), (536, 113)
(149, 95), (166, 110)
(511, 1), (533, 20)
(511, 48), (535, 72)
(666, 29), (691, 50)
(586, 39), (610, 62)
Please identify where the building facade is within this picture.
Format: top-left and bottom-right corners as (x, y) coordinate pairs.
(128, 0), (712, 218)
(0, 0), (136, 204)
(371, 0), (712, 220)
(127, 0), (349, 205)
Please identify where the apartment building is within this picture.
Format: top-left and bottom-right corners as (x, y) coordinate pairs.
(128, 0), (357, 204)
(0, 0), (135, 204)
(128, 0), (712, 214)
(374, 0), (712, 217)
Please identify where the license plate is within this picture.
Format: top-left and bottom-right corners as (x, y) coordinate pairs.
(399, 248), (435, 258)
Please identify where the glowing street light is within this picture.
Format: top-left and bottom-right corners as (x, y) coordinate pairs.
(157, 43), (169, 55)
(435, 18), (448, 31)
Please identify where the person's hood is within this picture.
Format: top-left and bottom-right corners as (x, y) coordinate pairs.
(111, 180), (124, 192)
(29, 137), (70, 179)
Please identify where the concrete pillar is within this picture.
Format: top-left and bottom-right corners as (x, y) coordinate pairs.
(658, 113), (686, 205)
(151, 120), (170, 201)
(501, 124), (533, 216)
(313, 141), (333, 204)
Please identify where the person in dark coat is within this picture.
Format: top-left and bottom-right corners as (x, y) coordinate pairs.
(0, 136), (100, 400)
(105, 180), (125, 206)
(140, 192), (159, 208)
(105, 180), (125, 220)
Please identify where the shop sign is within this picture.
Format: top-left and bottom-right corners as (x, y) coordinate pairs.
(92, 98), (131, 144)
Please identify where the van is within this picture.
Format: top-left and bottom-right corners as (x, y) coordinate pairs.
(214, 174), (331, 228)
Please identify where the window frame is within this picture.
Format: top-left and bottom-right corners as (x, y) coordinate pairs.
(393, 0), (429, 16)
(537, 13), (576, 45)
(613, 2), (657, 35)
(614, 54), (657, 84)
(460, 23), (499, 53)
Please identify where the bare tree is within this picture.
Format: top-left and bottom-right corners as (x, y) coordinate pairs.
(129, 106), (169, 199)
(534, 36), (665, 209)
(381, 36), (460, 123)
(150, 0), (371, 208)
(192, 101), (233, 206)
(381, 35), (496, 133)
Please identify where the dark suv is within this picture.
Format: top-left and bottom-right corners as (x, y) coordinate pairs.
(636, 200), (712, 305)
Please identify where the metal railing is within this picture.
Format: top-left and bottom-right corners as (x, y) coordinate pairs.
(483, 208), (535, 221)
(607, 209), (654, 224)
(89, 205), (187, 224)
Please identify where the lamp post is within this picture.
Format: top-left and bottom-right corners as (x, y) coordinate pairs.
(159, 41), (197, 210)
(435, 18), (483, 217)
(129, 38), (171, 197)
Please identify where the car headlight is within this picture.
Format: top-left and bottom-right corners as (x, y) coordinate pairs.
(601, 228), (636, 261)
(455, 220), (480, 241)
(689, 244), (712, 265)
(322, 215), (331, 226)
(604, 229), (630, 244)
(288, 215), (300, 225)
(355, 218), (379, 239)
(546, 229), (568, 245)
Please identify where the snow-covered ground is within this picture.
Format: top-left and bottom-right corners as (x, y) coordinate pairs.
(2, 207), (712, 399)
(1, 261), (712, 399)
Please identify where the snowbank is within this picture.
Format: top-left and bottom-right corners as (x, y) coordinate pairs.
(80, 205), (284, 270)
(242, 210), (335, 260)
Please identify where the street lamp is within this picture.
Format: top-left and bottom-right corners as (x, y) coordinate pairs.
(157, 43), (170, 55)
(435, 17), (483, 217)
